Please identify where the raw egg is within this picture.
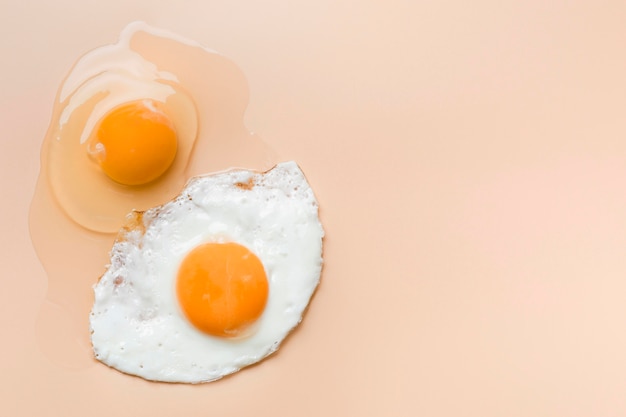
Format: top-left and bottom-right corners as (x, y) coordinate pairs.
(47, 23), (198, 233)
(41, 22), (275, 233)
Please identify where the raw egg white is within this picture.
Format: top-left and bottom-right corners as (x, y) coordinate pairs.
(89, 162), (324, 383)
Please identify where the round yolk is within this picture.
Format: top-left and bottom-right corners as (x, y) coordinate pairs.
(176, 242), (269, 338)
(93, 100), (178, 186)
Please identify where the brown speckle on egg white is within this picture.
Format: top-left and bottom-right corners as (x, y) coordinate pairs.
(235, 178), (255, 190)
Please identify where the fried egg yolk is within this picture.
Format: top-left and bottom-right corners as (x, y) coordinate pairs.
(90, 100), (178, 186)
(176, 242), (269, 338)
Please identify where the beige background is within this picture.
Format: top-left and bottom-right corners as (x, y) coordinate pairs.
(2, 1), (626, 416)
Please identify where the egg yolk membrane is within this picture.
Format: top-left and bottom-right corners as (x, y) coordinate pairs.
(90, 100), (178, 186)
(176, 242), (269, 338)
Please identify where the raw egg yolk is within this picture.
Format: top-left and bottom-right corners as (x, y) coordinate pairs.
(176, 242), (269, 338)
(93, 100), (178, 186)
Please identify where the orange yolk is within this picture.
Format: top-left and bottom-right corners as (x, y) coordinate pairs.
(93, 100), (177, 186)
(176, 242), (269, 338)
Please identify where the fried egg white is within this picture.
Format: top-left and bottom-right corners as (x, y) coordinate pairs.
(89, 161), (324, 383)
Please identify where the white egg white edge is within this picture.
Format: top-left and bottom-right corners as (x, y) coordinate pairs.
(89, 161), (325, 383)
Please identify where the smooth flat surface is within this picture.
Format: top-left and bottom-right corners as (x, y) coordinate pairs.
(2, 1), (626, 416)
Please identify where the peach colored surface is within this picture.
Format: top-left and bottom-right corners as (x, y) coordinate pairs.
(2, 1), (626, 416)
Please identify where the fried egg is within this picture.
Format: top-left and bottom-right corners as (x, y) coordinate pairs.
(89, 162), (324, 383)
